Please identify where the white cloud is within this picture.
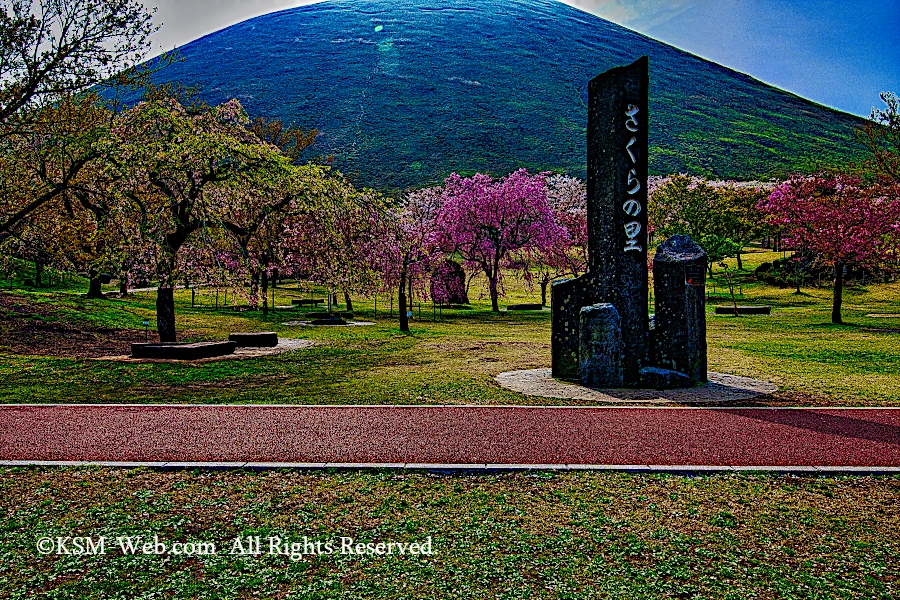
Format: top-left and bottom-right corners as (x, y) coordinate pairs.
(564, 0), (700, 30)
(144, 0), (323, 55)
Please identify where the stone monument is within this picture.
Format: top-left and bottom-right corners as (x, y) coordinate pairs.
(652, 235), (708, 385)
(552, 56), (649, 386)
(551, 56), (707, 389)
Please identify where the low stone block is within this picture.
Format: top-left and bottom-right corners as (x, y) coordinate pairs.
(305, 311), (353, 319)
(228, 332), (278, 347)
(714, 305), (772, 315)
(639, 366), (692, 390)
(311, 317), (348, 326)
(578, 303), (624, 388)
(131, 341), (237, 360)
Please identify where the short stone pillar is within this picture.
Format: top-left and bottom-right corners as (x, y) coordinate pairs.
(578, 303), (624, 388)
(652, 235), (708, 384)
(551, 277), (585, 380)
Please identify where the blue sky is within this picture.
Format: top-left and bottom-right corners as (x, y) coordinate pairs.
(145, 0), (899, 116)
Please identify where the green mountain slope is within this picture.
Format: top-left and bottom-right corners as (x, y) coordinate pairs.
(142, 0), (869, 189)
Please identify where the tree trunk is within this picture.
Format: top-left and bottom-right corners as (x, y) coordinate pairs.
(540, 274), (550, 306)
(250, 272), (260, 309)
(488, 275), (500, 312)
(87, 277), (104, 298)
(157, 287), (177, 342)
(35, 261), (43, 287)
(86, 269), (104, 299)
(261, 270), (269, 317)
(399, 268), (409, 332)
(736, 251), (743, 271)
(344, 292), (353, 313)
(119, 273), (129, 297)
(832, 261), (844, 324)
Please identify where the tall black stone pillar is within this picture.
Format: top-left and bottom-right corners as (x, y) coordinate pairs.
(551, 56), (650, 387)
(652, 235), (708, 384)
(587, 56), (650, 384)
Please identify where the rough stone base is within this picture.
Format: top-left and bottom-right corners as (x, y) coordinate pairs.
(639, 367), (691, 390)
(495, 369), (777, 404)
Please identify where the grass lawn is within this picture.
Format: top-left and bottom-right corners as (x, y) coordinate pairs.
(1, 249), (899, 405)
(1, 468), (896, 599)
(1, 257), (898, 598)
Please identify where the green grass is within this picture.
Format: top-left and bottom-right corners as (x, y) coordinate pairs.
(2, 259), (897, 598)
(1, 468), (896, 599)
(2, 253), (900, 405)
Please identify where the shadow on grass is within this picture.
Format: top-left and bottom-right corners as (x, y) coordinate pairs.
(811, 321), (900, 334)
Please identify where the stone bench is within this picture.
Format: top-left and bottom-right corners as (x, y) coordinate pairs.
(292, 299), (324, 307)
(131, 341), (237, 360)
(714, 305), (772, 315)
(228, 332), (279, 347)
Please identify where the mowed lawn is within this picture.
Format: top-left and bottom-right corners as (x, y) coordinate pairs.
(0, 468), (896, 599)
(0, 249), (899, 405)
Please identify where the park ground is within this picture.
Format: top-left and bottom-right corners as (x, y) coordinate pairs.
(1, 248), (899, 597)
(1, 248), (899, 406)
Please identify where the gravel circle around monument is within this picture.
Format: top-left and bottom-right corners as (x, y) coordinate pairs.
(95, 338), (315, 363)
(495, 368), (777, 404)
(281, 320), (376, 327)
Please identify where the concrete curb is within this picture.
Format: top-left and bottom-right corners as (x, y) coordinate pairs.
(1, 460), (898, 475)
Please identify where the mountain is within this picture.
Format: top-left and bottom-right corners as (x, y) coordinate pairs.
(140, 0), (869, 190)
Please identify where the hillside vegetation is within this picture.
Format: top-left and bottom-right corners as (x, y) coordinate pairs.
(138, 0), (869, 190)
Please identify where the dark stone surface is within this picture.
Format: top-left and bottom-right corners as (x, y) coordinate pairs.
(551, 56), (650, 384)
(311, 317), (348, 326)
(228, 332), (279, 347)
(714, 305), (772, 315)
(653, 235), (707, 384)
(639, 366), (692, 390)
(131, 341), (237, 360)
(551, 277), (585, 380)
(578, 304), (624, 388)
(305, 311), (353, 319)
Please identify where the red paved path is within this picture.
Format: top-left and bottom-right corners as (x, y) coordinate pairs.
(1, 406), (899, 466)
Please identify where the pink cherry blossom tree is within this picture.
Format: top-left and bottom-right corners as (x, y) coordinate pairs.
(373, 186), (443, 331)
(532, 174), (585, 304)
(435, 169), (565, 312)
(283, 175), (383, 313)
(761, 174), (900, 323)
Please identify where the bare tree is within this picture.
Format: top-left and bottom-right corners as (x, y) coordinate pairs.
(0, 0), (157, 132)
(860, 91), (900, 185)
